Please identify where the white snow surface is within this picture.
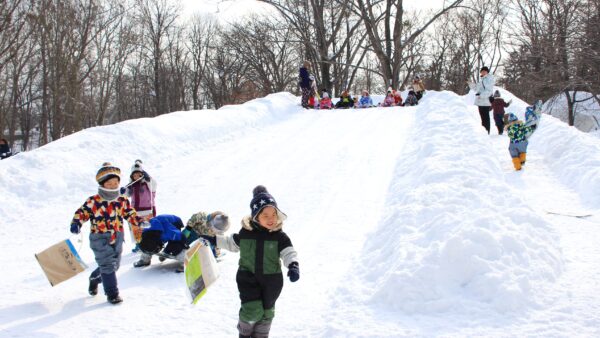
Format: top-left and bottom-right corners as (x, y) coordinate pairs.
(0, 90), (599, 337)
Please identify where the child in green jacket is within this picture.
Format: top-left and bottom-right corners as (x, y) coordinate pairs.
(205, 185), (299, 338)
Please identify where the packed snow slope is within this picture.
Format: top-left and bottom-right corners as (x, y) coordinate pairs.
(0, 90), (598, 337)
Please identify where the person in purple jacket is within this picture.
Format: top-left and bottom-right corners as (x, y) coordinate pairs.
(122, 159), (157, 252)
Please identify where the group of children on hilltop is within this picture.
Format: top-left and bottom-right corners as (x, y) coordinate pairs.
(69, 160), (299, 338)
(299, 61), (426, 110)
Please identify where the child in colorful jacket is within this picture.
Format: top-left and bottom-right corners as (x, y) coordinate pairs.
(203, 186), (299, 338)
(319, 90), (333, 109)
(133, 214), (188, 272)
(504, 113), (533, 171)
(183, 210), (230, 258)
(490, 90), (511, 135)
(69, 162), (140, 304)
(122, 159), (157, 252)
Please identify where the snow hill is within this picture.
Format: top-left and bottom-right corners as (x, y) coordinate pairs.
(0, 90), (599, 337)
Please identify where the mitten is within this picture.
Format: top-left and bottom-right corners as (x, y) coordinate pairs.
(200, 235), (217, 247)
(287, 262), (299, 282)
(119, 187), (127, 194)
(70, 223), (80, 234)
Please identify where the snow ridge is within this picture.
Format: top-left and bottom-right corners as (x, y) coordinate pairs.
(356, 91), (563, 314)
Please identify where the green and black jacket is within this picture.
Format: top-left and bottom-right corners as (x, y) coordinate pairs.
(217, 216), (298, 275)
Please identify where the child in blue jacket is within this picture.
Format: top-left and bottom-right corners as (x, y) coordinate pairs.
(133, 214), (188, 272)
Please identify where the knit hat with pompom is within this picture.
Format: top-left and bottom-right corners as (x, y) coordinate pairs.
(249, 185), (287, 221)
(96, 162), (121, 186)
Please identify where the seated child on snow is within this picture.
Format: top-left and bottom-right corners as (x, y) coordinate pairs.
(403, 91), (418, 106)
(201, 186), (299, 338)
(133, 214), (188, 272)
(394, 90), (403, 106)
(381, 90), (395, 107)
(183, 210), (230, 258)
(319, 89), (333, 109)
(121, 159), (157, 252)
(70, 162), (141, 304)
(335, 90), (355, 109)
(357, 90), (374, 108)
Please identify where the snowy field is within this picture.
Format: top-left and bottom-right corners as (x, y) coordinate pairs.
(0, 90), (598, 337)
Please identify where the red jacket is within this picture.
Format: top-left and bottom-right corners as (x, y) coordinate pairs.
(491, 98), (510, 116)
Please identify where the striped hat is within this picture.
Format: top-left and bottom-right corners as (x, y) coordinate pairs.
(96, 162), (121, 185)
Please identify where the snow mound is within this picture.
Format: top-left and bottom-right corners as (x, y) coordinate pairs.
(529, 115), (600, 208)
(0, 93), (299, 223)
(355, 91), (563, 314)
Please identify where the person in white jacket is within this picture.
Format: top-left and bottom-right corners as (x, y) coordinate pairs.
(472, 66), (495, 134)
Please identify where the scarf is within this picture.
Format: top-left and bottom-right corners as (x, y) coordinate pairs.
(98, 186), (120, 201)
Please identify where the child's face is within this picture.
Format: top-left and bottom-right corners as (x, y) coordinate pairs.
(257, 206), (278, 230)
(132, 172), (143, 181)
(103, 177), (120, 189)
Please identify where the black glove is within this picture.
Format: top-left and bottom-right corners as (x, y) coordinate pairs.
(119, 187), (127, 194)
(199, 235), (217, 247)
(287, 262), (299, 282)
(142, 170), (150, 180)
(70, 223), (80, 234)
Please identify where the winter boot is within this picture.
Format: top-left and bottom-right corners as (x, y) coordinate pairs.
(107, 294), (123, 304)
(131, 243), (141, 253)
(88, 268), (102, 296)
(253, 319), (273, 338)
(133, 253), (152, 268)
(174, 251), (186, 273)
(101, 272), (121, 304)
(512, 157), (522, 171)
(519, 152), (527, 165)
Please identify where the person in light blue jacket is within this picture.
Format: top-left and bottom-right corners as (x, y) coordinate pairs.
(473, 66), (495, 134)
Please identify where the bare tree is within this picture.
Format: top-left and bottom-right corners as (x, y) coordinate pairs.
(342, 0), (463, 89)
(224, 16), (299, 95)
(136, 0), (181, 116)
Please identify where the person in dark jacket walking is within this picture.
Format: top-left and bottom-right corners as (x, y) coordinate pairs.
(490, 90), (511, 135)
(299, 61), (314, 109)
(0, 138), (12, 159)
(204, 185), (299, 338)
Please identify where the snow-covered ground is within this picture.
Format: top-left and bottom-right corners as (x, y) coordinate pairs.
(0, 90), (598, 337)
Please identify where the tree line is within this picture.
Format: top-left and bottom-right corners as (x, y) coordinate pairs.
(1, 0), (598, 151)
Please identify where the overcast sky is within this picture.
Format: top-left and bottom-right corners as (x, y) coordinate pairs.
(179, 0), (448, 21)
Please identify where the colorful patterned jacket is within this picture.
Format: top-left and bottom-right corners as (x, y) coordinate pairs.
(507, 121), (533, 143)
(71, 195), (139, 244)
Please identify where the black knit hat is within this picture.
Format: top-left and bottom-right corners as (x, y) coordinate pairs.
(250, 185), (287, 221)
